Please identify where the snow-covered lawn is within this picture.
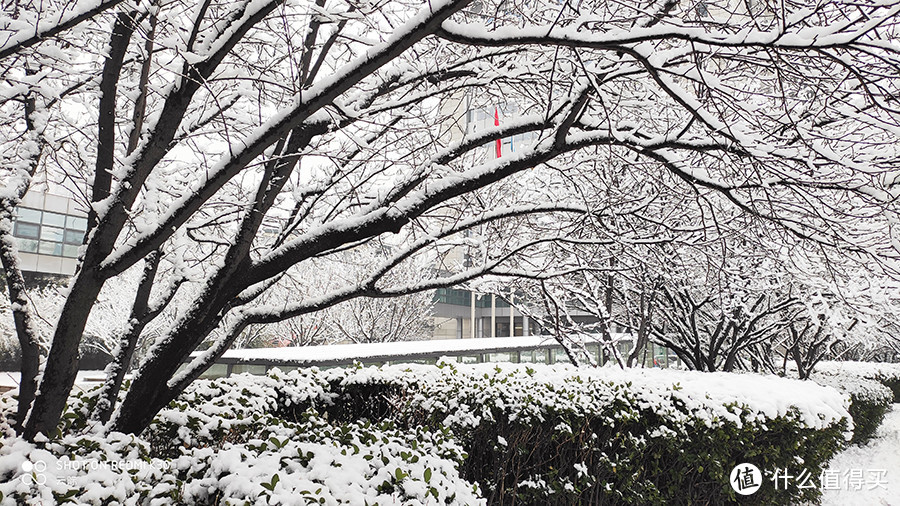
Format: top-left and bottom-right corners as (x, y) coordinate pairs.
(0, 371), (109, 391)
(822, 403), (900, 506)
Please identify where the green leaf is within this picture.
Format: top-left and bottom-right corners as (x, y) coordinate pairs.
(261, 473), (280, 492)
(424, 468), (432, 482)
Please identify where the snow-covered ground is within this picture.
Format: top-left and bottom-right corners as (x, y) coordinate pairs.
(0, 370), (108, 392)
(822, 404), (900, 506)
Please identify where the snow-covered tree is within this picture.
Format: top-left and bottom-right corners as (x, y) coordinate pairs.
(244, 245), (436, 346)
(2, 0), (900, 439)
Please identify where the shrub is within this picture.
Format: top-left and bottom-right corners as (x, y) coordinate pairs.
(325, 362), (851, 505)
(0, 371), (482, 506)
(813, 361), (900, 401)
(807, 368), (894, 445)
(0, 363), (851, 505)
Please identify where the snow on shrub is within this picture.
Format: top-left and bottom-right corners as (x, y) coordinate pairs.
(0, 372), (482, 506)
(323, 362), (851, 505)
(798, 361), (899, 445)
(807, 372), (891, 445)
(813, 361), (900, 400)
(0, 363), (852, 505)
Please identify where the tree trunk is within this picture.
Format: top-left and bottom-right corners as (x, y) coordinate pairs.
(92, 15), (157, 423)
(91, 252), (160, 423)
(0, 239), (41, 432)
(110, 305), (229, 434)
(23, 273), (105, 439)
(0, 65), (45, 434)
(22, 9), (138, 440)
(112, 258), (250, 434)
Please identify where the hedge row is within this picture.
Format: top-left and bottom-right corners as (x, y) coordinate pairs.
(0, 362), (855, 505)
(813, 361), (900, 401)
(0, 371), (482, 506)
(319, 363), (852, 505)
(808, 372), (892, 445)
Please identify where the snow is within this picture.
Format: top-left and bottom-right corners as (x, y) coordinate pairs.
(0, 370), (113, 391)
(0, 361), (870, 504)
(438, 5), (900, 50)
(0, 367), (485, 505)
(214, 334), (605, 364)
(814, 361), (900, 381)
(821, 404), (900, 506)
(338, 363), (852, 433)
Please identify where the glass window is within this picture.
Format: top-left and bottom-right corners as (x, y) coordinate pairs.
(39, 241), (63, 256)
(40, 226), (64, 242)
(16, 238), (38, 253)
(520, 349), (548, 363)
(16, 208), (42, 223)
(552, 348), (572, 364)
(231, 364), (267, 375)
(41, 211), (66, 228)
(66, 216), (87, 231)
(62, 244), (80, 258)
(200, 364), (228, 379)
(14, 222), (40, 239)
(589, 344), (601, 363)
(63, 229), (83, 245)
(487, 352), (514, 363)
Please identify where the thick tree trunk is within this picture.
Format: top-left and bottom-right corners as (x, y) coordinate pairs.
(23, 274), (105, 439)
(22, 9), (138, 440)
(113, 125), (309, 435)
(111, 296), (233, 434)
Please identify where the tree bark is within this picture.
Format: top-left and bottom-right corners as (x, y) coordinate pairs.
(22, 10), (138, 439)
(88, 10), (138, 232)
(111, 281), (244, 434)
(91, 14), (159, 424)
(23, 274), (105, 439)
(91, 252), (161, 423)
(112, 126), (311, 434)
(0, 65), (46, 434)
(0, 239), (41, 432)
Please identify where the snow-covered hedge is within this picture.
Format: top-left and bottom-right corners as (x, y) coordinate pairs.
(808, 373), (891, 445)
(0, 363), (853, 505)
(0, 372), (483, 506)
(813, 361), (900, 400)
(321, 362), (851, 505)
(804, 361), (900, 445)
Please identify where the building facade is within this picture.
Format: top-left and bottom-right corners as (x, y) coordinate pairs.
(10, 191), (87, 279)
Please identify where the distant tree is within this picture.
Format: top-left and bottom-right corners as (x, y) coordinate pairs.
(246, 246), (436, 346)
(652, 287), (801, 372)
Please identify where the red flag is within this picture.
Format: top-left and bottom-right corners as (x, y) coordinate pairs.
(494, 108), (502, 158)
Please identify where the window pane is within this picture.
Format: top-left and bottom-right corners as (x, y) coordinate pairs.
(42, 211), (66, 227)
(552, 348), (571, 364)
(39, 241), (63, 256)
(40, 226), (64, 242)
(16, 208), (42, 223)
(63, 244), (80, 258)
(14, 222), (40, 239)
(17, 238), (38, 253)
(66, 216), (87, 231)
(63, 229), (83, 245)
